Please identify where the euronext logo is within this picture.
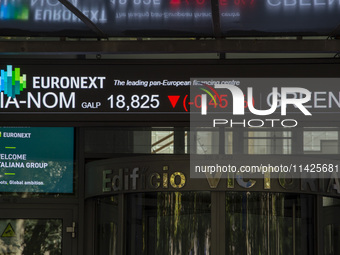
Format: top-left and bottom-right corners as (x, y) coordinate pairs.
(0, 65), (27, 98)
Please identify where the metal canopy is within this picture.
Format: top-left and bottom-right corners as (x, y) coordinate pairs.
(0, 39), (339, 54)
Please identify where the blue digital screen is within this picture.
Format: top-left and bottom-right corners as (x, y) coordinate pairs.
(0, 127), (74, 193)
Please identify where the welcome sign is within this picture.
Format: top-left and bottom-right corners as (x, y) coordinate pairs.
(0, 127), (74, 193)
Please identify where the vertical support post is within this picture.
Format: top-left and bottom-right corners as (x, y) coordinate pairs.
(211, 192), (226, 254)
(118, 194), (125, 255)
(211, 0), (222, 38)
(219, 127), (225, 155)
(233, 129), (244, 154)
(316, 195), (322, 255)
(292, 127), (303, 154)
(174, 127), (185, 154)
(293, 201), (296, 255)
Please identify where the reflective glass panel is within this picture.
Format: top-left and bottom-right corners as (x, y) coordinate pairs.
(226, 193), (314, 255)
(151, 130), (174, 154)
(97, 196), (119, 255)
(0, 219), (62, 254)
(194, 129), (219, 154)
(225, 131), (233, 154)
(304, 131), (338, 154)
(126, 192), (211, 255)
(245, 131), (292, 154)
(86, 127), (231, 155)
(85, 127), (189, 154)
(322, 197), (340, 255)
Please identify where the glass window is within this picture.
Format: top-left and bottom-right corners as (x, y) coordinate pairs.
(126, 192), (211, 255)
(196, 130), (219, 154)
(85, 128), (141, 154)
(0, 219), (62, 254)
(84, 127), (158, 154)
(96, 196), (119, 255)
(151, 130), (174, 154)
(226, 193), (314, 255)
(85, 127), (190, 155)
(189, 128), (220, 154)
(304, 130), (338, 154)
(225, 131), (233, 154)
(322, 197), (340, 255)
(85, 127), (235, 155)
(245, 131), (292, 154)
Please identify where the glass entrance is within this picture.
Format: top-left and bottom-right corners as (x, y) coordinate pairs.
(95, 191), (319, 255)
(96, 192), (211, 255)
(225, 193), (315, 255)
(0, 208), (74, 255)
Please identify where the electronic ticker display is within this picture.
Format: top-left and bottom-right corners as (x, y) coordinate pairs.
(1, 62), (340, 124)
(0, 127), (74, 193)
(0, 0), (339, 37)
(0, 0), (214, 37)
(0, 63), (192, 114)
(220, 0), (340, 36)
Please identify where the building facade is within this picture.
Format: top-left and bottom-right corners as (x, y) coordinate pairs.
(1, 1), (340, 255)
(0, 59), (339, 255)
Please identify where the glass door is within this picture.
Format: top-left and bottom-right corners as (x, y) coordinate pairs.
(225, 192), (315, 255)
(0, 207), (75, 255)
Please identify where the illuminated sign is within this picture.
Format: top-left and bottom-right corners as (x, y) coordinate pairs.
(0, 65), (27, 98)
(31, 0), (106, 24)
(267, 0), (340, 8)
(0, 127), (74, 193)
(0, 0), (28, 20)
(1, 64), (340, 124)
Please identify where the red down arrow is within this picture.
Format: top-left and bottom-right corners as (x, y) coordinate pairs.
(168, 95), (180, 108)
